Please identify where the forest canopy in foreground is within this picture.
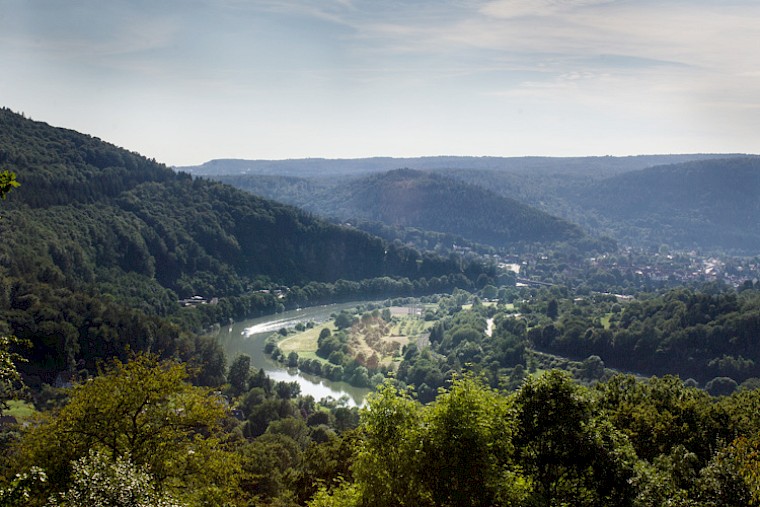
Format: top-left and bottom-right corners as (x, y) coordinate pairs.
(2, 355), (759, 507)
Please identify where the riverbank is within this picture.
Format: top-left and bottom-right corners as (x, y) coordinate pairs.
(267, 305), (436, 388)
(212, 302), (373, 405)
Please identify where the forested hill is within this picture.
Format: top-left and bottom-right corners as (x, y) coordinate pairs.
(0, 108), (486, 286)
(307, 169), (588, 249)
(576, 157), (760, 252)
(0, 108), (490, 382)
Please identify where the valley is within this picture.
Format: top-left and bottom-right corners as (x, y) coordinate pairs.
(1, 109), (760, 506)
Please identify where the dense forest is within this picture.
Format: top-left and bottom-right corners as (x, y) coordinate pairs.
(3, 353), (760, 507)
(526, 286), (760, 387)
(215, 168), (609, 253)
(0, 108), (492, 384)
(574, 157), (760, 251)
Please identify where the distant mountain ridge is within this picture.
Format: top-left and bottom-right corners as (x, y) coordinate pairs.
(178, 154), (741, 178)
(181, 153), (759, 253)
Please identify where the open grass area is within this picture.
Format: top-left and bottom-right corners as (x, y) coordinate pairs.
(600, 313), (613, 330)
(278, 312), (434, 368)
(279, 323), (335, 355)
(461, 301), (498, 310)
(4, 400), (36, 419)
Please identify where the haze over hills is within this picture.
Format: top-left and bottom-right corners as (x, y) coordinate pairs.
(574, 157), (760, 252)
(178, 153), (739, 178)
(188, 154), (760, 254)
(211, 168), (611, 253)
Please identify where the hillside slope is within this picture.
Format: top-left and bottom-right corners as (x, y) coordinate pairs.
(575, 157), (760, 251)
(307, 169), (587, 250)
(0, 109), (488, 381)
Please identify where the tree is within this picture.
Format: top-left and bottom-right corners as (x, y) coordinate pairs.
(18, 354), (240, 504)
(46, 450), (185, 507)
(0, 172), (23, 410)
(546, 299), (559, 320)
(0, 467), (47, 507)
(351, 381), (426, 507)
(705, 376), (739, 397)
(0, 335), (27, 411)
(334, 312), (354, 330)
(227, 353), (251, 396)
(514, 371), (637, 507)
(0, 169), (20, 199)
(697, 437), (758, 507)
(418, 375), (527, 507)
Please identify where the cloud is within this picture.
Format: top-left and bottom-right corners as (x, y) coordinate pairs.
(479, 0), (616, 19)
(3, 0), (759, 162)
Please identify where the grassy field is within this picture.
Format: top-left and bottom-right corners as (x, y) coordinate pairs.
(278, 323), (335, 355)
(278, 311), (433, 368)
(461, 302), (514, 311)
(4, 399), (36, 419)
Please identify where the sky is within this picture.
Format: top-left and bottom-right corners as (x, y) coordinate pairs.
(1, 0), (759, 166)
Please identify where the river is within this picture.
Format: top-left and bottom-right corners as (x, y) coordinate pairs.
(213, 302), (372, 406)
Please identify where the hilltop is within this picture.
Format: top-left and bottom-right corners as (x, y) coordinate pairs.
(308, 169), (588, 249)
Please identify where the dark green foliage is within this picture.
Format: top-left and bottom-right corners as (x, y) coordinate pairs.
(0, 109), (493, 382)
(596, 374), (727, 465)
(530, 286), (760, 385)
(227, 354), (251, 396)
(515, 371), (637, 507)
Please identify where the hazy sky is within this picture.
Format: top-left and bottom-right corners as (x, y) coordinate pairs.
(2, 0), (759, 165)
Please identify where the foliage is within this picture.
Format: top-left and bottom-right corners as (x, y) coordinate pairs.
(515, 370), (637, 507)
(0, 467), (47, 507)
(0, 170), (19, 200)
(351, 380), (425, 506)
(0, 107), (492, 384)
(0, 335), (27, 409)
(397, 303), (528, 399)
(16, 354), (239, 504)
(227, 353), (251, 396)
(45, 450), (185, 507)
(528, 286), (760, 385)
(347, 376), (528, 506)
